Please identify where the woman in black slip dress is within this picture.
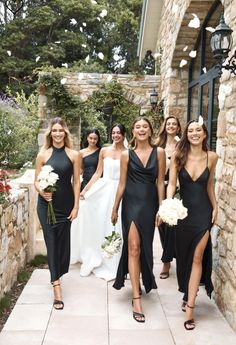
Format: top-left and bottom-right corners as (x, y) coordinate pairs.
(34, 117), (80, 310)
(156, 116), (182, 279)
(167, 119), (218, 330)
(111, 117), (166, 323)
(80, 128), (101, 191)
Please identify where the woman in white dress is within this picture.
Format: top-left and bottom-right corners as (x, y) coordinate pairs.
(70, 123), (127, 281)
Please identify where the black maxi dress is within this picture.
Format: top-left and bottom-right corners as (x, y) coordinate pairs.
(175, 158), (213, 301)
(80, 149), (100, 191)
(159, 157), (175, 263)
(37, 146), (74, 282)
(113, 148), (159, 293)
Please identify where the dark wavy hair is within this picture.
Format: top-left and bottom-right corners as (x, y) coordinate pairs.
(82, 128), (101, 148)
(129, 116), (155, 149)
(110, 123), (126, 137)
(175, 119), (209, 171)
(156, 116), (182, 148)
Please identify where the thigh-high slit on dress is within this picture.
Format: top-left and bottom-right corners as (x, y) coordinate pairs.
(175, 160), (213, 301)
(113, 148), (159, 293)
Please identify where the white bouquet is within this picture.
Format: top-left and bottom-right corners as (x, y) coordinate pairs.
(38, 165), (59, 224)
(158, 198), (188, 226)
(101, 228), (122, 259)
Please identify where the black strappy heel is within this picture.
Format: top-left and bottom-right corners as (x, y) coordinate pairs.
(184, 304), (195, 330)
(132, 297), (145, 323)
(52, 283), (64, 310)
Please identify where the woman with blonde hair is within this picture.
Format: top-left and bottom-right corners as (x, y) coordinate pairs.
(35, 117), (80, 310)
(111, 117), (165, 323)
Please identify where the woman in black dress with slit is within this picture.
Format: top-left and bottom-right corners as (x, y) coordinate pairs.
(156, 116), (181, 279)
(167, 119), (218, 330)
(111, 117), (165, 323)
(35, 117), (80, 310)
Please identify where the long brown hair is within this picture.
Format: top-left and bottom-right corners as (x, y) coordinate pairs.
(129, 116), (155, 149)
(42, 117), (73, 151)
(175, 119), (208, 171)
(156, 116), (181, 148)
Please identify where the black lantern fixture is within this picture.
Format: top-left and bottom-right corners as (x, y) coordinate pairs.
(103, 101), (114, 142)
(150, 88), (158, 109)
(210, 13), (236, 75)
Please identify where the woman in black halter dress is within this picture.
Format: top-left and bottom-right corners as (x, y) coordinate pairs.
(35, 117), (80, 310)
(167, 119), (218, 330)
(111, 117), (165, 323)
(80, 128), (101, 191)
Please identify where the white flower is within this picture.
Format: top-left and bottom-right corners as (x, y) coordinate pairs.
(202, 67), (207, 74)
(82, 22), (87, 27)
(62, 63), (68, 68)
(82, 44), (87, 48)
(7, 50), (11, 56)
(101, 230), (122, 258)
(41, 165), (54, 173)
(85, 55), (90, 63)
(158, 198), (188, 226)
(35, 56), (40, 62)
(55, 41), (61, 44)
(91, 0), (97, 4)
(188, 13), (200, 29)
(80, 27), (83, 32)
(38, 166), (59, 191)
(97, 17), (101, 21)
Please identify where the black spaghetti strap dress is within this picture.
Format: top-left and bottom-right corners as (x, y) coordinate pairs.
(176, 155), (213, 301)
(81, 149), (100, 191)
(37, 146), (74, 282)
(113, 148), (159, 293)
(159, 157), (175, 263)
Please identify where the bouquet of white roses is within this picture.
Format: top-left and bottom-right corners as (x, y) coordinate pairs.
(158, 198), (188, 226)
(101, 228), (122, 259)
(38, 165), (59, 224)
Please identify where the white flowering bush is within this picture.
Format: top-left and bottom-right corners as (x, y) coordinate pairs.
(158, 198), (188, 226)
(101, 230), (122, 259)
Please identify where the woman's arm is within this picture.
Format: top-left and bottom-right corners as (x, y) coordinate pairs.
(207, 151), (218, 224)
(79, 151), (84, 176)
(68, 150), (80, 221)
(80, 148), (105, 197)
(166, 153), (178, 199)
(156, 147), (166, 205)
(111, 151), (128, 225)
(34, 151), (52, 202)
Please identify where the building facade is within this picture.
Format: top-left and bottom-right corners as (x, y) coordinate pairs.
(138, 0), (236, 330)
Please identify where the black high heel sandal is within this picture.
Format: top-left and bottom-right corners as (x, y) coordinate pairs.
(132, 297), (145, 323)
(184, 304), (195, 330)
(181, 300), (187, 312)
(52, 283), (64, 310)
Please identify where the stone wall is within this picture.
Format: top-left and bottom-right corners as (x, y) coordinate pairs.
(156, 0), (236, 330)
(38, 73), (160, 148)
(0, 189), (29, 300)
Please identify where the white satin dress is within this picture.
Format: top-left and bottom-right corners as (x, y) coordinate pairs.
(70, 157), (122, 281)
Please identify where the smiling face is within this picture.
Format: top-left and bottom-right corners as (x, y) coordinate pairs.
(111, 126), (124, 144)
(132, 119), (151, 141)
(87, 133), (99, 148)
(51, 123), (65, 146)
(165, 117), (180, 136)
(187, 122), (206, 146)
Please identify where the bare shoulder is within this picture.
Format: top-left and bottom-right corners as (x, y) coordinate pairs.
(36, 149), (47, 163)
(66, 148), (79, 161)
(157, 146), (165, 158)
(208, 150), (218, 164)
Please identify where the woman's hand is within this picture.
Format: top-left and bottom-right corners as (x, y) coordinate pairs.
(68, 207), (79, 221)
(80, 190), (86, 200)
(40, 190), (52, 202)
(111, 208), (118, 225)
(211, 208), (218, 224)
(155, 214), (162, 227)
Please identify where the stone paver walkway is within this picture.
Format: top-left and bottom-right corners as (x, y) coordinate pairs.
(0, 233), (235, 345)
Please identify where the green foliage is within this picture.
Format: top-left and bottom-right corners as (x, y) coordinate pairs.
(17, 271), (31, 283)
(40, 72), (140, 142)
(0, 294), (11, 316)
(29, 254), (48, 267)
(0, 91), (40, 169)
(0, 0), (143, 94)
